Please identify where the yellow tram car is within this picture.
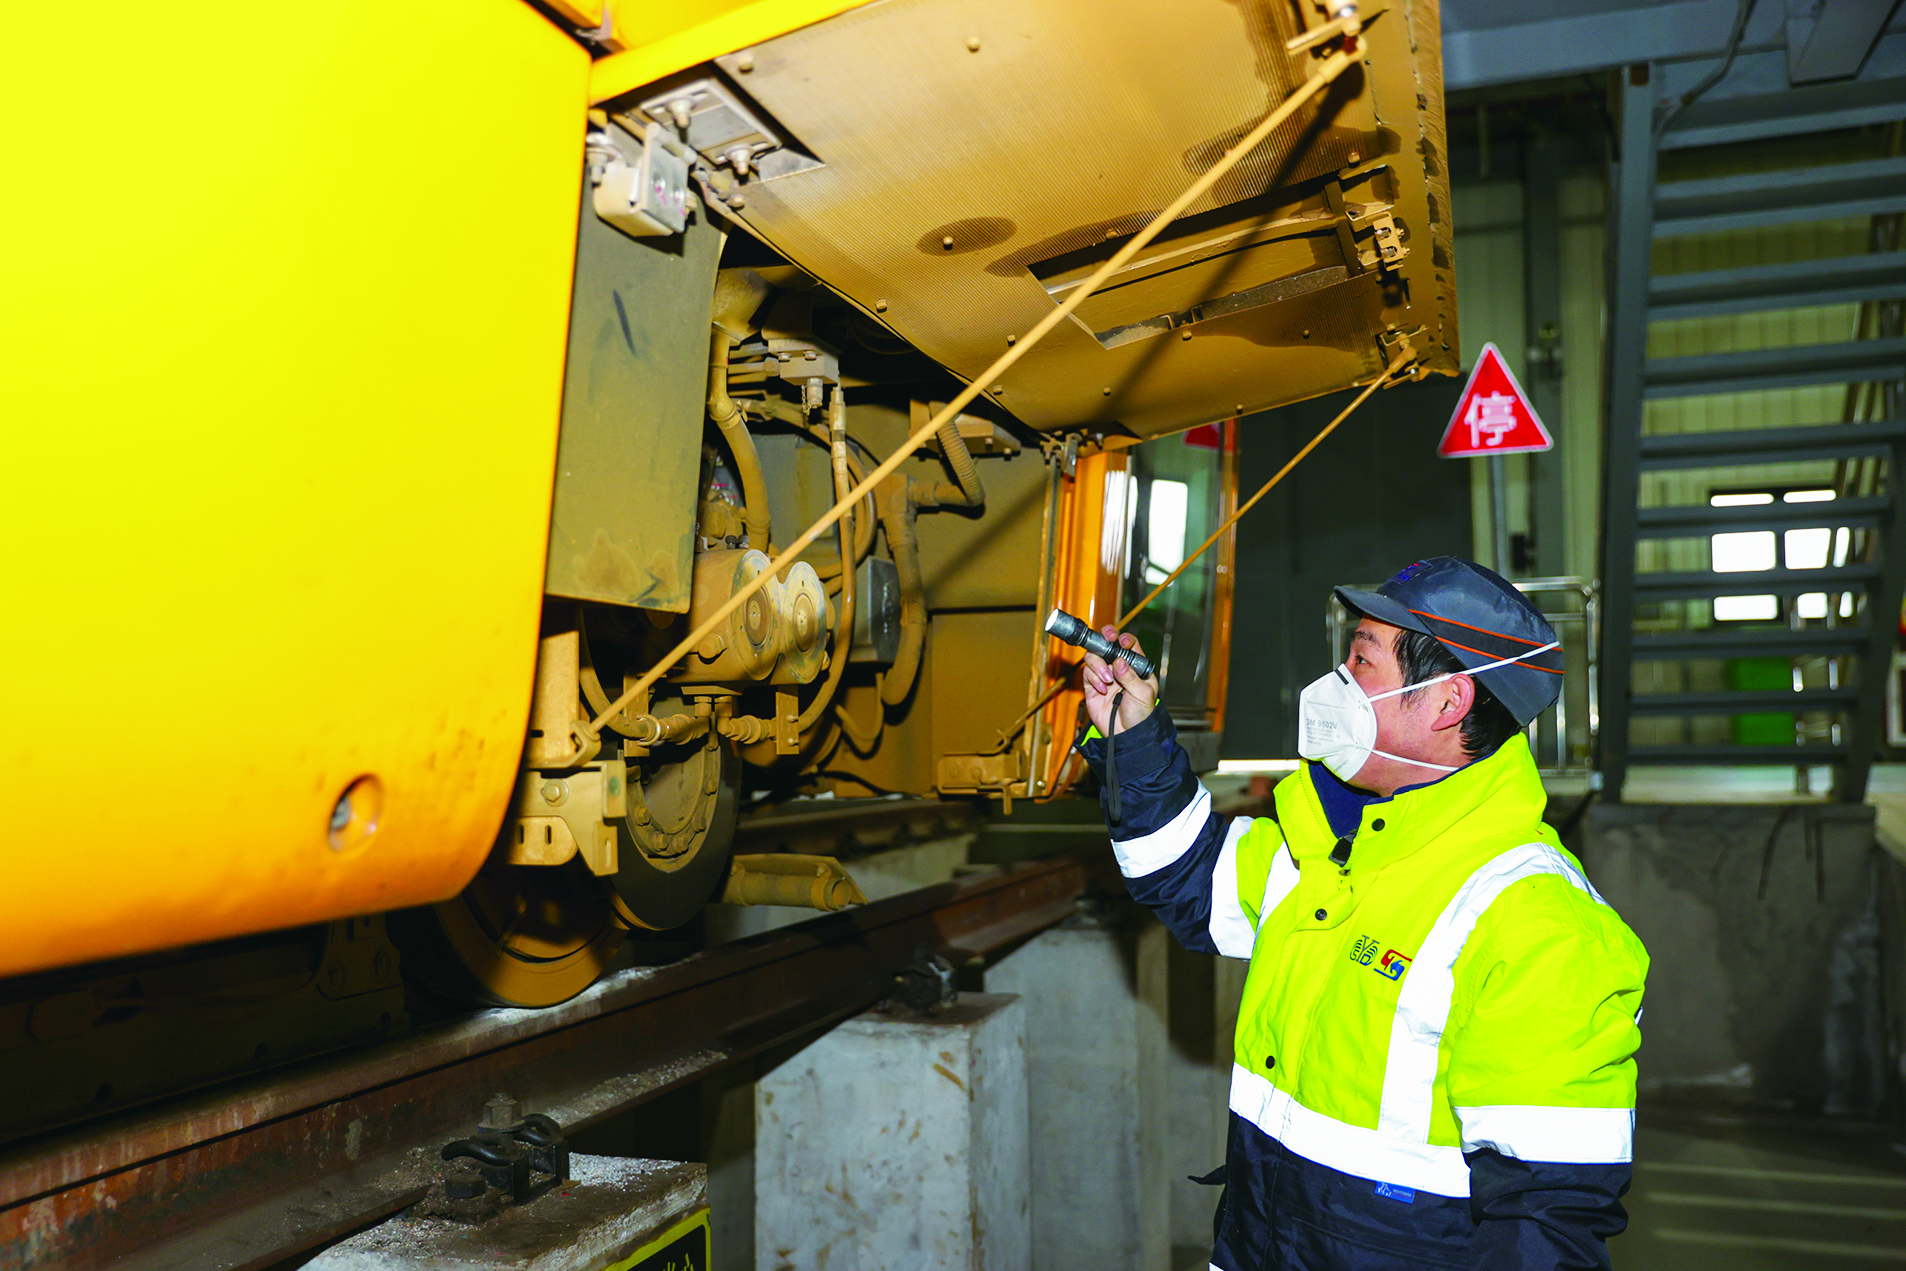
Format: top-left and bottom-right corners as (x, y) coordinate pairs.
(3, 0), (1455, 1036)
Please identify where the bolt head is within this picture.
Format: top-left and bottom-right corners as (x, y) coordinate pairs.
(444, 1169), (485, 1201)
(481, 1093), (520, 1130)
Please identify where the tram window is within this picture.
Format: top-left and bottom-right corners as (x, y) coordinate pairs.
(1124, 430), (1228, 726)
(1143, 480), (1189, 585)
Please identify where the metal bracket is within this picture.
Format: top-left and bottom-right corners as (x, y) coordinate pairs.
(774, 689), (802, 755)
(1322, 179), (1364, 275)
(731, 334), (841, 412)
(572, 0), (621, 50)
(937, 749), (1024, 794)
(1323, 181), (1407, 276)
(634, 77), (785, 181)
(438, 1113), (571, 1223)
(589, 121), (692, 239)
(1376, 326), (1424, 377)
(502, 761), (625, 875)
(1359, 210), (1406, 272)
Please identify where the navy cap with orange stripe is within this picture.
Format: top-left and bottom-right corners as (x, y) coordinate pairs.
(1334, 557), (1562, 727)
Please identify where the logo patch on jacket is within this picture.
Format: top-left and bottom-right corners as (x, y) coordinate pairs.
(1351, 936), (1412, 981)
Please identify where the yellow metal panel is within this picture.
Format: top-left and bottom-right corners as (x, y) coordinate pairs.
(588, 0), (867, 104)
(0, 2), (590, 975)
(684, 0), (1457, 438)
(1037, 450), (1131, 795)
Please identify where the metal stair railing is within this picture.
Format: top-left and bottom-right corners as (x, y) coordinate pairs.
(1599, 65), (1906, 803)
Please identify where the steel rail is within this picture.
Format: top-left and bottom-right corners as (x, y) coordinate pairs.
(0, 853), (1101, 1271)
(735, 796), (981, 852)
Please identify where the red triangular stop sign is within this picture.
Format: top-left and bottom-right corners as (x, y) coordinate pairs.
(1437, 342), (1553, 457)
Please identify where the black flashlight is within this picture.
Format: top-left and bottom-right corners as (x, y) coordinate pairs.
(1045, 608), (1157, 680)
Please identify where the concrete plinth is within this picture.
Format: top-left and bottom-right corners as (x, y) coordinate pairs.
(308, 1156), (706, 1270)
(1584, 803), (1886, 1111)
(986, 916), (1171, 1271)
(1167, 941), (1246, 1264)
(754, 992), (1030, 1271)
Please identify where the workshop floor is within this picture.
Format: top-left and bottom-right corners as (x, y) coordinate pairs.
(1620, 1106), (1906, 1268)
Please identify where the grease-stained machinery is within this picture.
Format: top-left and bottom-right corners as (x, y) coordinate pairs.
(3, 0), (1455, 1021)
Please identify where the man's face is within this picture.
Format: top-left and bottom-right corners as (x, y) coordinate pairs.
(1346, 617), (1438, 752)
(1346, 618), (1406, 695)
(1334, 616), (1477, 793)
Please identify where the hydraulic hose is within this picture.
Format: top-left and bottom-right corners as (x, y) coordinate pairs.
(743, 394), (877, 581)
(554, 31), (1368, 765)
(751, 395), (917, 699)
(795, 391), (855, 733)
(813, 441), (875, 592)
(938, 418), (983, 507)
(877, 475), (927, 707)
(707, 330), (774, 552)
(835, 672), (886, 750)
(916, 409), (984, 510)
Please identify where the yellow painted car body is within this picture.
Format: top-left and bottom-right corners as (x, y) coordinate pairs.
(0, 1), (599, 976)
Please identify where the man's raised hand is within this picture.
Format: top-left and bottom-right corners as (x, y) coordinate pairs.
(1081, 625), (1161, 737)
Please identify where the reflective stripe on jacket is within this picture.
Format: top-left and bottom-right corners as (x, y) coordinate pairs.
(1080, 710), (1648, 1270)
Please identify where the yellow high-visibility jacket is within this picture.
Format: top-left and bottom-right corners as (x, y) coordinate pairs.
(1080, 714), (1647, 1271)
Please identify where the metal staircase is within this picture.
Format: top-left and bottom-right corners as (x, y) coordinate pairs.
(1600, 66), (1906, 802)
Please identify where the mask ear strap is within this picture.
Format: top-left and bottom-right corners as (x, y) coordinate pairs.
(1366, 639), (1561, 703)
(1369, 747), (1460, 773)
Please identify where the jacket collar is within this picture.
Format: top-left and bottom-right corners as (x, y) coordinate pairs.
(1274, 734), (1548, 871)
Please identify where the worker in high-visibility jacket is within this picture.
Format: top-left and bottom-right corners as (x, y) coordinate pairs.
(1077, 556), (1647, 1271)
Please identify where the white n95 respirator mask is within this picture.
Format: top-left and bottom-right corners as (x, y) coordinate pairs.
(1297, 641), (1560, 783)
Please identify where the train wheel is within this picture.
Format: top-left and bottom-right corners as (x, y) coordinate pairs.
(391, 857), (624, 1008)
(612, 717), (741, 930)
